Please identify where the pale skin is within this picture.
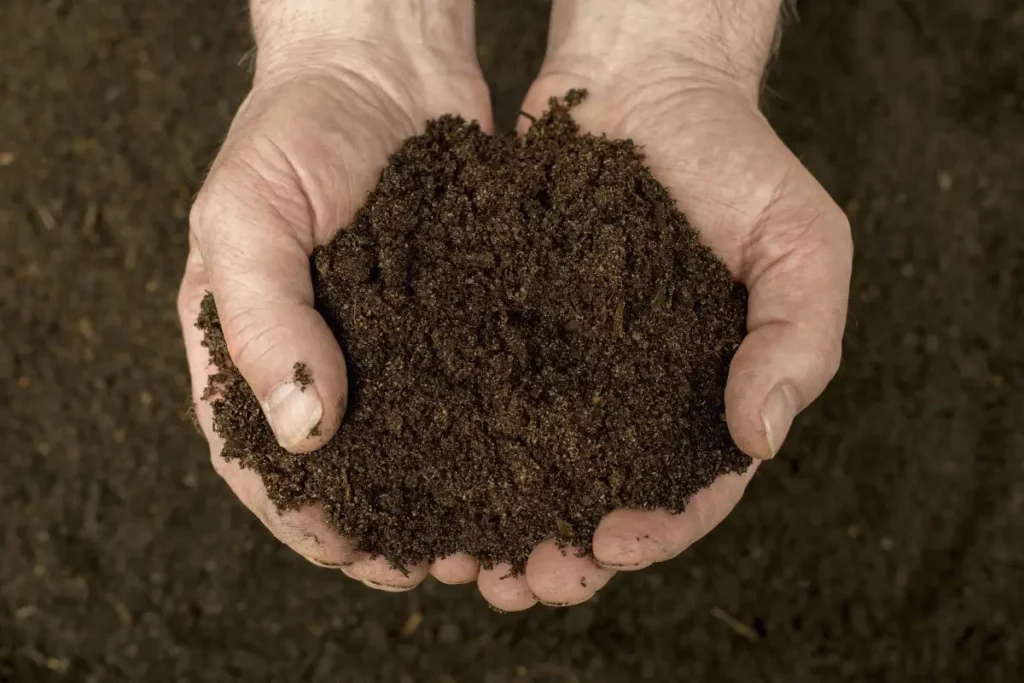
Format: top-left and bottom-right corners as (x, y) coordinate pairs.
(178, 0), (852, 610)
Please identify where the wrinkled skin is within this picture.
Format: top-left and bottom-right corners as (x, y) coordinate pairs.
(179, 1), (851, 610)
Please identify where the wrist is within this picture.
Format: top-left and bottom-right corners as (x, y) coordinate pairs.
(251, 0), (477, 78)
(546, 0), (782, 96)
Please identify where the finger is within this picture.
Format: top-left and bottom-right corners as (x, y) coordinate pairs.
(429, 553), (480, 585)
(477, 563), (537, 612)
(725, 180), (852, 459)
(190, 145), (347, 454)
(179, 256), (358, 567)
(593, 462), (758, 568)
(342, 555), (430, 592)
(525, 541), (615, 607)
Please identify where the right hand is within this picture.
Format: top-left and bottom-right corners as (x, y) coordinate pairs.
(178, 1), (495, 592)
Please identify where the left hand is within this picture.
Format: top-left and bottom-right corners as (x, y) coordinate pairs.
(475, 0), (852, 610)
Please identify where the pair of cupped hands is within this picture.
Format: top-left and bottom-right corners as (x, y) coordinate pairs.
(178, 1), (851, 611)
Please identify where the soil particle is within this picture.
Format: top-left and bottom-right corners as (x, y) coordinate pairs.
(292, 363), (313, 391)
(197, 92), (750, 572)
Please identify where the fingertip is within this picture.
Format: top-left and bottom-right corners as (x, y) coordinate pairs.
(725, 363), (774, 461)
(345, 556), (429, 592)
(262, 372), (335, 454)
(215, 300), (348, 455)
(477, 563), (537, 612)
(593, 509), (667, 569)
(725, 331), (795, 460)
(182, 257), (348, 455)
(760, 382), (801, 458)
(525, 540), (614, 606)
(430, 553), (480, 585)
(727, 371), (803, 461)
(726, 276), (843, 459)
(727, 412), (774, 461)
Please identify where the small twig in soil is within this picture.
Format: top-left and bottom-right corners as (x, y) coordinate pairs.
(710, 606), (760, 642)
(399, 611), (423, 638)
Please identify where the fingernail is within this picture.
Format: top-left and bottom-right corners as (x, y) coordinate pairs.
(596, 559), (651, 571)
(431, 575), (477, 586)
(305, 556), (353, 569)
(263, 378), (324, 450)
(362, 578), (417, 593)
(539, 596), (591, 608)
(761, 383), (801, 458)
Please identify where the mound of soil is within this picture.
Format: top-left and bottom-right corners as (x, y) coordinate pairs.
(197, 92), (750, 571)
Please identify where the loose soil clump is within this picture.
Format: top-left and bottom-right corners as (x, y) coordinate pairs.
(197, 92), (750, 571)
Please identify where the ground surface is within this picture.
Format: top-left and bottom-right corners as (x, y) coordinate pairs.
(1, 1), (1022, 681)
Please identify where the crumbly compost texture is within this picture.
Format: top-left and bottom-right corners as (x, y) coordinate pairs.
(197, 92), (750, 572)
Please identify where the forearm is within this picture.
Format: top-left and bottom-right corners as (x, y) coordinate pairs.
(547, 0), (783, 93)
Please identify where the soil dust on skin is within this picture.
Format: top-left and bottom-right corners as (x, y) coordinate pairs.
(2, 1), (1023, 681)
(197, 92), (749, 573)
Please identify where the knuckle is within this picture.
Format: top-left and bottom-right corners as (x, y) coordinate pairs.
(833, 207), (853, 240)
(189, 177), (243, 251)
(756, 190), (852, 269)
(838, 223), (855, 267)
(823, 205), (854, 265)
(221, 306), (283, 374)
(176, 254), (207, 324)
(188, 181), (223, 239)
(189, 147), (279, 238)
(176, 276), (194, 322)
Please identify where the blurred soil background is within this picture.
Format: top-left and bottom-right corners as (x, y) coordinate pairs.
(1, 0), (1022, 681)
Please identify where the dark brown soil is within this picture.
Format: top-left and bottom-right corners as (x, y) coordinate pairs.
(3, 1), (1023, 681)
(197, 94), (749, 571)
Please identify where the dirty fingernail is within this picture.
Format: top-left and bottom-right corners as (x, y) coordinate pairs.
(596, 559), (651, 571)
(362, 578), (417, 593)
(305, 556), (353, 569)
(263, 378), (323, 450)
(540, 597), (591, 608)
(761, 383), (801, 458)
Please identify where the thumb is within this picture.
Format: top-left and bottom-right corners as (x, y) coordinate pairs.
(191, 152), (347, 454)
(725, 182), (852, 460)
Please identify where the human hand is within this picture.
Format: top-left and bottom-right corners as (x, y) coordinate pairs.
(484, 0), (852, 609)
(178, 0), (493, 590)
